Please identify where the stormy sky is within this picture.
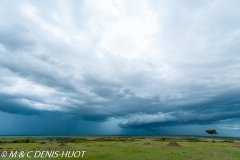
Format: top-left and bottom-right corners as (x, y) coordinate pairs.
(1, 0), (240, 136)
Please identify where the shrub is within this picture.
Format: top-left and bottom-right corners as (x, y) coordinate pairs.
(12, 138), (36, 143)
(188, 139), (206, 142)
(155, 138), (165, 141)
(222, 140), (234, 143)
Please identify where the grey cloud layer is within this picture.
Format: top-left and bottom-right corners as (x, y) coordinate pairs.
(0, 0), (240, 131)
(119, 91), (240, 129)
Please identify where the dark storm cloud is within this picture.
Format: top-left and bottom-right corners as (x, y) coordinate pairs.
(118, 90), (240, 130)
(0, 94), (41, 115)
(0, 0), (240, 135)
(0, 23), (36, 51)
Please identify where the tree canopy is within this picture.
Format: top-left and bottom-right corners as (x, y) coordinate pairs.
(206, 129), (218, 141)
(206, 129), (218, 135)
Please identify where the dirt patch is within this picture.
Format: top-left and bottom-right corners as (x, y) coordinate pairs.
(143, 142), (151, 145)
(59, 143), (66, 146)
(40, 142), (46, 144)
(167, 141), (181, 146)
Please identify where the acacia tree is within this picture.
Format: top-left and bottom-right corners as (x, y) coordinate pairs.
(206, 129), (218, 141)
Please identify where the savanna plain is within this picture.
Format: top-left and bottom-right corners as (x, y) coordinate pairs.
(0, 136), (240, 160)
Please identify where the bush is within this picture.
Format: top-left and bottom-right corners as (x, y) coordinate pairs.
(155, 138), (165, 141)
(222, 140), (234, 143)
(93, 137), (134, 142)
(12, 138), (36, 143)
(188, 139), (205, 142)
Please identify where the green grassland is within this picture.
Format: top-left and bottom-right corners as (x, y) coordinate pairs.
(0, 136), (240, 160)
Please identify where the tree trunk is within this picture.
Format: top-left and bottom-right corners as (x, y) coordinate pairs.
(212, 134), (214, 141)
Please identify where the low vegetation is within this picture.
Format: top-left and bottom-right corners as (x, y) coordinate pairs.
(0, 136), (240, 160)
(222, 140), (234, 143)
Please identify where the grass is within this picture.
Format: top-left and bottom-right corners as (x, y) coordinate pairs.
(0, 136), (240, 160)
